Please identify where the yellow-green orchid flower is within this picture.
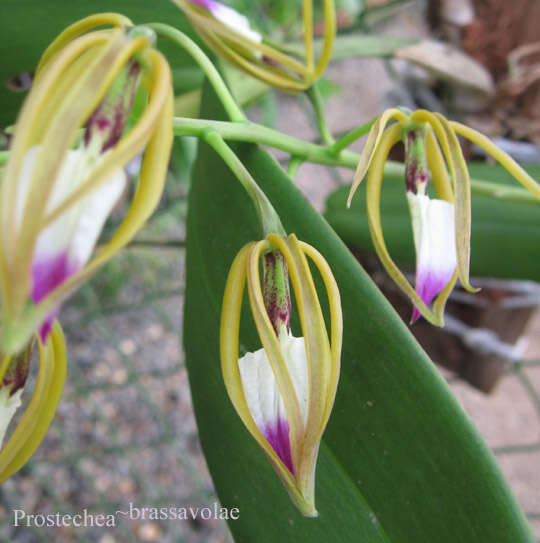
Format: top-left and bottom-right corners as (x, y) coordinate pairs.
(220, 232), (342, 517)
(0, 322), (66, 482)
(347, 108), (540, 326)
(173, 0), (336, 91)
(0, 14), (173, 354)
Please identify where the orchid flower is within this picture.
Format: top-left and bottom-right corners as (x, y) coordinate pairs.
(173, 0), (336, 91)
(0, 14), (174, 354)
(220, 233), (342, 516)
(187, 0), (262, 43)
(0, 322), (66, 482)
(347, 108), (540, 326)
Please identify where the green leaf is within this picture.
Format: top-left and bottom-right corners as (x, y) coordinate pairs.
(184, 80), (533, 541)
(325, 164), (540, 281)
(0, 1), (204, 128)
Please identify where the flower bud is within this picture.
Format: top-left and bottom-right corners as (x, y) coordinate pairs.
(220, 233), (342, 516)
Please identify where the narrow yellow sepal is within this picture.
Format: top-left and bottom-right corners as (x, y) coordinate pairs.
(451, 121), (540, 201)
(0, 322), (67, 482)
(433, 113), (478, 294)
(347, 108), (408, 207)
(36, 13), (133, 75)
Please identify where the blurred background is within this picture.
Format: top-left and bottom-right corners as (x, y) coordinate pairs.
(1, 0), (540, 541)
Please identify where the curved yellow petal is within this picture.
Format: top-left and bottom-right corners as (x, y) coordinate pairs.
(434, 113), (477, 293)
(303, 0), (315, 74)
(425, 128), (454, 203)
(36, 13), (133, 74)
(0, 322), (67, 482)
(411, 110), (454, 188)
(451, 121), (540, 200)
(313, 0), (336, 80)
(297, 240), (342, 427)
(347, 108), (408, 207)
(432, 269), (459, 323)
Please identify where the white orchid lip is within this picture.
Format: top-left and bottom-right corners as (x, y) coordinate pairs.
(407, 192), (457, 323)
(189, 0), (262, 42)
(0, 387), (23, 450)
(238, 330), (308, 474)
(21, 145), (126, 341)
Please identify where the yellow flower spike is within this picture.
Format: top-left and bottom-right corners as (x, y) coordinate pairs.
(0, 17), (173, 354)
(220, 233), (342, 517)
(349, 107), (540, 326)
(173, 0), (336, 91)
(0, 322), (67, 482)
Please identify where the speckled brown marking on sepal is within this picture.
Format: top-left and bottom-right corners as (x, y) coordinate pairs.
(404, 126), (429, 195)
(84, 60), (141, 152)
(263, 249), (291, 336)
(2, 342), (33, 397)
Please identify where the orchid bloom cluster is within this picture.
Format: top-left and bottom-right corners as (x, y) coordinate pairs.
(0, 14), (173, 479)
(174, 0), (336, 90)
(347, 108), (540, 326)
(220, 233), (342, 516)
(1, 14), (173, 355)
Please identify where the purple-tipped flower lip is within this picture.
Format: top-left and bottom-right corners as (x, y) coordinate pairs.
(31, 251), (79, 342)
(407, 193), (457, 323)
(19, 145), (126, 343)
(264, 418), (294, 474)
(411, 269), (454, 324)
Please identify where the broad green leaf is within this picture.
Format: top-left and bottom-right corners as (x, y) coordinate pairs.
(325, 164), (540, 281)
(184, 80), (533, 542)
(0, 1), (203, 127)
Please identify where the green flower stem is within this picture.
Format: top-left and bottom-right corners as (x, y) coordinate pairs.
(306, 83), (334, 146)
(174, 116), (378, 170)
(330, 117), (377, 155)
(288, 156), (305, 179)
(0, 151), (8, 167)
(462, 179), (540, 204)
(174, 116), (540, 205)
(202, 129), (285, 237)
(146, 23), (246, 123)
